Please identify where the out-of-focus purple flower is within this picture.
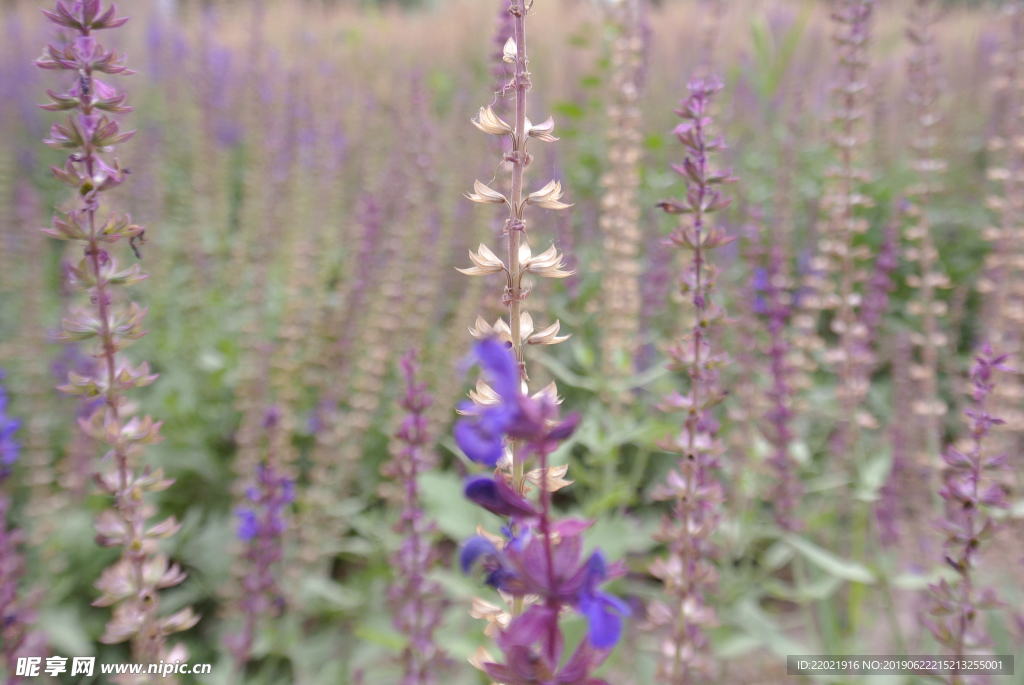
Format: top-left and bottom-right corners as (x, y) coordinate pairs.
(380, 351), (451, 684)
(577, 552), (631, 650)
(0, 372), (21, 478)
(228, 408), (294, 668)
(461, 523), (628, 649)
(455, 338), (579, 466)
(464, 475), (537, 518)
(652, 75), (735, 681)
(458, 337), (627, 680)
(235, 462), (294, 543)
(925, 344), (1010, 659)
(235, 509), (258, 542)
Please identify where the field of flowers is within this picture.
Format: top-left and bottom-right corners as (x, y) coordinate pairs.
(0, 0), (1023, 683)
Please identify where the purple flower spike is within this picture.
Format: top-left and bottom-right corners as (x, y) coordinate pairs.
(380, 350), (451, 682)
(457, 335), (627, 680)
(926, 344), (1011, 664)
(0, 372), (21, 473)
(464, 475), (537, 519)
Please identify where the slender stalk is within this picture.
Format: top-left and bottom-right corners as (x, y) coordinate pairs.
(460, 0), (574, 630)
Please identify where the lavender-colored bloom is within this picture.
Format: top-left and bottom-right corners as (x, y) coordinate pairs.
(227, 410), (294, 667)
(577, 552), (632, 650)
(235, 509), (259, 542)
(924, 345), (1011, 671)
(461, 520), (629, 650)
(653, 76), (736, 683)
(760, 245), (801, 531)
(0, 373), (21, 473)
(458, 339), (627, 680)
(464, 475), (537, 519)
(455, 338), (580, 467)
(38, 0), (201, 662)
(380, 351), (451, 685)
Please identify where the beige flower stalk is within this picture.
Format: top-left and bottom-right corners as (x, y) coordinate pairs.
(458, 0), (575, 650)
(598, 0), (646, 402)
(980, 3), (1024, 443)
(799, 0), (877, 450)
(903, 0), (952, 469)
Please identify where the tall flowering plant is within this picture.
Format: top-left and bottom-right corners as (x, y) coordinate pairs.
(458, 339), (630, 685)
(35, 0), (197, 669)
(379, 352), (450, 685)
(457, 0), (575, 652)
(925, 345), (1010, 677)
(227, 407), (294, 669)
(1, 373), (45, 683)
(648, 77), (736, 684)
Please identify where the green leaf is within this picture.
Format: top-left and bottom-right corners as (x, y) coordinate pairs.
(552, 101), (586, 120)
(891, 566), (957, 590)
(784, 534), (875, 584)
(353, 624), (405, 653)
(764, 574), (843, 602)
(38, 607), (93, 657)
(298, 576), (363, 613)
(582, 514), (659, 559)
(726, 595), (807, 657)
(713, 632), (761, 658)
(762, 541), (796, 570)
(854, 447), (893, 503)
(419, 471), (503, 540)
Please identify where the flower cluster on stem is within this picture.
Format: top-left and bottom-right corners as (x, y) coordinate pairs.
(598, 0), (646, 400)
(0, 373), (44, 684)
(924, 345), (1010, 679)
(903, 0), (952, 463)
(800, 0), (877, 449)
(458, 339), (629, 685)
(379, 351), (450, 685)
(980, 4), (1024, 440)
(35, 1), (197, 671)
(227, 407), (294, 669)
(649, 76), (736, 685)
(458, 0), (574, 627)
(761, 243), (800, 531)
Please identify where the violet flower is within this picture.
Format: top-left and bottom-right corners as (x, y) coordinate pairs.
(459, 339), (628, 683)
(379, 351), (451, 685)
(924, 345), (1011, 676)
(760, 243), (801, 531)
(227, 407), (294, 669)
(0, 373), (44, 683)
(651, 76), (737, 684)
(0, 373), (21, 482)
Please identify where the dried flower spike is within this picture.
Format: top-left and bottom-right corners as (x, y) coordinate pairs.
(36, 1), (196, 672)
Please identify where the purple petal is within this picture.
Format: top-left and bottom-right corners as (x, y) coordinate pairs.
(580, 594), (625, 649)
(475, 338), (520, 400)
(460, 536), (500, 574)
(464, 475), (537, 518)
(454, 418), (503, 466)
(235, 509), (258, 542)
(546, 412), (581, 442)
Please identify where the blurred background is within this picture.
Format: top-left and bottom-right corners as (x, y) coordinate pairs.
(0, 0), (1021, 683)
